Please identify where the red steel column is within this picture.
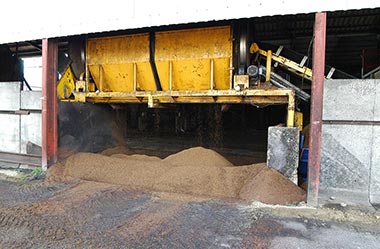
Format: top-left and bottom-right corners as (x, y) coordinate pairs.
(307, 12), (327, 206)
(41, 38), (58, 170)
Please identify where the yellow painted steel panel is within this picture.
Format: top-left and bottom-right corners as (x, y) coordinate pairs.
(156, 58), (230, 90)
(87, 33), (151, 91)
(155, 26), (231, 60)
(135, 62), (157, 91)
(156, 26), (232, 90)
(88, 63), (156, 91)
(213, 58), (231, 90)
(295, 111), (303, 131)
(88, 64), (133, 92)
(86, 26), (232, 92)
(57, 66), (75, 99)
(103, 64), (133, 91)
(88, 65), (100, 90)
(172, 59), (211, 90)
(87, 33), (149, 64)
(155, 61), (170, 90)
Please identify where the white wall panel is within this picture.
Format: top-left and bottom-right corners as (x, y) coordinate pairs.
(0, 82), (20, 111)
(21, 91), (42, 110)
(1, 0), (379, 44)
(0, 114), (20, 153)
(20, 113), (41, 154)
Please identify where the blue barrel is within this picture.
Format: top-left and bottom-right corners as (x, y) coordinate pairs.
(299, 148), (309, 181)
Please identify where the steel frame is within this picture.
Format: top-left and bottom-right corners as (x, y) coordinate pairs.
(41, 38), (58, 170)
(66, 89), (296, 127)
(307, 12), (327, 207)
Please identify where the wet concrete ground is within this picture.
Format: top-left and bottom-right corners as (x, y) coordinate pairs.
(0, 178), (379, 248)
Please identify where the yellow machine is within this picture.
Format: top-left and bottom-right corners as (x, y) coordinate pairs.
(57, 25), (297, 127)
(249, 42), (312, 81)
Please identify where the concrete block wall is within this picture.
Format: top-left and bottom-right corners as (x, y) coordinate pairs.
(267, 127), (299, 184)
(0, 82), (41, 156)
(0, 114), (20, 153)
(0, 82), (20, 111)
(321, 79), (380, 207)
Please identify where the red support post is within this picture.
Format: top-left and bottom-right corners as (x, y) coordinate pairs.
(41, 38), (58, 170)
(307, 12), (327, 207)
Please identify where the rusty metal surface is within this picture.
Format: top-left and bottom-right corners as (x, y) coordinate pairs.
(308, 12), (327, 207)
(42, 39), (58, 170)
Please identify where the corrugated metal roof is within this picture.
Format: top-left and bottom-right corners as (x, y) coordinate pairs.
(253, 8), (380, 77)
(254, 8), (380, 41)
(1, 0), (380, 44)
(4, 7), (379, 77)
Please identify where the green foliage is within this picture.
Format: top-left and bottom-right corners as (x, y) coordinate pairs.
(31, 168), (44, 177)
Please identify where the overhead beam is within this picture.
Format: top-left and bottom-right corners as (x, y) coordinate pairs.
(26, 41), (42, 51)
(307, 12), (327, 207)
(41, 38), (58, 170)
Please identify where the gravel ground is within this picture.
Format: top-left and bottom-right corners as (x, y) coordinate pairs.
(0, 177), (379, 248)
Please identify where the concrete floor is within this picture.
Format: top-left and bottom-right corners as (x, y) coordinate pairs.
(0, 177), (379, 248)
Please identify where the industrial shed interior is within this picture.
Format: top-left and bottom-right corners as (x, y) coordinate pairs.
(1, 7), (380, 206)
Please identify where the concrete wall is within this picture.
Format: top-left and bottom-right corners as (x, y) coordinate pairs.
(0, 81), (118, 167)
(0, 82), (41, 157)
(0, 114), (20, 153)
(321, 79), (380, 207)
(267, 127), (299, 184)
(20, 91), (42, 154)
(0, 82), (20, 111)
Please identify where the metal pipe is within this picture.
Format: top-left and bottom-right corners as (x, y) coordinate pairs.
(266, 50), (272, 82)
(41, 38), (58, 170)
(149, 32), (163, 91)
(22, 76), (32, 91)
(307, 12), (327, 207)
